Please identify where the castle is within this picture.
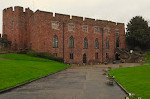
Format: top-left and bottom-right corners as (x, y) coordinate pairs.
(2, 6), (126, 64)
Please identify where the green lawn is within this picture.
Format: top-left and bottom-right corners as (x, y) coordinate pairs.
(109, 65), (150, 99)
(0, 54), (69, 91)
(145, 53), (150, 62)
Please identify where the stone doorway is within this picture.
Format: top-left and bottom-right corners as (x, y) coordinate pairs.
(115, 53), (120, 60)
(83, 54), (87, 63)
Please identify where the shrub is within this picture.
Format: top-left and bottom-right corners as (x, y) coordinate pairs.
(17, 51), (27, 54)
(26, 51), (64, 63)
(26, 51), (38, 57)
(53, 57), (64, 63)
(17, 49), (28, 54)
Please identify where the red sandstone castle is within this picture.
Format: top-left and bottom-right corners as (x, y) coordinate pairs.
(2, 6), (126, 64)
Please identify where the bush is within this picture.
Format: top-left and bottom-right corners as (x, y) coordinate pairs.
(17, 49), (28, 54)
(53, 57), (64, 63)
(26, 51), (64, 63)
(27, 51), (38, 57)
(37, 52), (55, 60)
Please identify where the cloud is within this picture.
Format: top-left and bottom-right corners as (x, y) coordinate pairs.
(0, 0), (150, 33)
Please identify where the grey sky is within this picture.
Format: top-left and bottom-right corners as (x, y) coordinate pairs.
(1, 0), (150, 34)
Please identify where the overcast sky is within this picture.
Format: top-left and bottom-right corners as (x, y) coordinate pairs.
(1, 0), (150, 34)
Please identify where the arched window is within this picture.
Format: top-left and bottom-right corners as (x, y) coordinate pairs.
(84, 37), (88, 49)
(69, 36), (74, 48)
(106, 40), (109, 49)
(95, 38), (99, 49)
(53, 35), (58, 48)
(116, 37), (119, 48)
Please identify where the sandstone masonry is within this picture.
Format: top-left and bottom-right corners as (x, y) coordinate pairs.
(3, 6), (126, 64)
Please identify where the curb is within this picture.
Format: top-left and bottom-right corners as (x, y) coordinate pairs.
(0, 66), (71, 94)
(114, 79), (130, 96)
(108, 72), (130, 96)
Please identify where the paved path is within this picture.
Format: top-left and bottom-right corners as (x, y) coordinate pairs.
(0, 63), (142, 99)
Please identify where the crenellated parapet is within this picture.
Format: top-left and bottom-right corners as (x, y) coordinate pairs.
(32, 9), (124, 29)
(72, 16), (83, 23)
(3, 6), (34, 18)
(3, 6), (125, 29)
(116, 23), (124, 28)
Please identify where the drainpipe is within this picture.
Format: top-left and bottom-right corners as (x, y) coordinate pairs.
(101, 28), (104, 63)
(63, 22), (65, 63)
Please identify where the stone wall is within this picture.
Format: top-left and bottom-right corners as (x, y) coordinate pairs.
(3, 6), (126, 64)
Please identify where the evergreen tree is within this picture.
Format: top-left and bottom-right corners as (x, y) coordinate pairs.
(126, 16), (150, 50)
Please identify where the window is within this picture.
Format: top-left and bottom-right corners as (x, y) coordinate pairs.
(94, 26), (99, 33)
(115, 28), (119, 32)
(95, 38), (99, 49)
(105, 29), (108, 34)
(69, 36), (74, 48)
(53, 35), (58, 48)
(106, 40), (109, 49)
(116, 37), (119, 48)
(83, 25), (88, 32)
(70, 53), (73, 59)
(52, 21), (59, 29)
(84, 37), (88, 49)
(68, 23), (75, 31)
(95, 53), (98, 59)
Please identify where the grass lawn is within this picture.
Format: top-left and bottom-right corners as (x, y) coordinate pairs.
(145, 53), (150, 62)
(109, 65), (150, 99)
(0, 54), (69, 91)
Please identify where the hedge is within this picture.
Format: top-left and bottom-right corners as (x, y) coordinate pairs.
(23, 50), (64, 63)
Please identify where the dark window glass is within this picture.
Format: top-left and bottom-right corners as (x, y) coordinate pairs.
(70, 53), (73, 59)
(106, 40), (109, 49)
(69, 36), (74, 48)
(95, 38), (99, 49)
(106, 53), (109, 59)
(95, 53), (98, 59)
(84, 37), (88, 49)
(53, 35), (58, 48)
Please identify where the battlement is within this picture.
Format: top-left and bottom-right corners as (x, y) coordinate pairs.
(72, 16), (83, 22)
(3, 6), (33, 15)
(84, 18), (95, 23)
(55, 13), (70, 21)
(108, 21), (117, 26)
(38, 10), (53, 19)
(3, 6), (125, 28)
(25, 8), (33, 14)
(3, 7), (13, 14)
(14, 6), (23, 12)
(35, 9), (124, 27)
(116, 23), (124, 26)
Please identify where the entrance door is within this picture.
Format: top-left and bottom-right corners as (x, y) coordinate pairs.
(115, 53), (120, 60)
(83, 54), (87, 63)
